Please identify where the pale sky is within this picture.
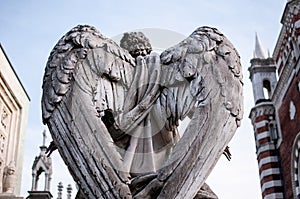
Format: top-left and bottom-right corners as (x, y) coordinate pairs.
(0, 1), (286, 198)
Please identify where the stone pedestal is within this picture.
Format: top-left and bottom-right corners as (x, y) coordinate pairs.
(26, 191), (52, 199)
(0, 195), (24, 199)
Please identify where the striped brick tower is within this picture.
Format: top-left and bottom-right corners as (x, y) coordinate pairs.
(249, 35), (285, 199)
(249, 104), (284, 199)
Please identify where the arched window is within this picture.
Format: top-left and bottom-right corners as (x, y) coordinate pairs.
(263, 79), (271, 99)
(291, 132), (300, 199)
(36, 168), (46, 190)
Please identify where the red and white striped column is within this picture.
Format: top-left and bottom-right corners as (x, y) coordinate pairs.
(250, 102), (285, 199)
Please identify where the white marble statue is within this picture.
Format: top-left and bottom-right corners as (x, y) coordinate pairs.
(2, 161), (17, 195)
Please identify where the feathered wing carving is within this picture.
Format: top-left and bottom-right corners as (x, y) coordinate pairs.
(129, 27), (243, 198)
(41, 25), (136, 199)
(154, 27), (243, 199)
(42, 25), (243, 199)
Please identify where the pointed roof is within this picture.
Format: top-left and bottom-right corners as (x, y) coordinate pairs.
(31, 130), (53, 191)
(253, 33), (266, 59)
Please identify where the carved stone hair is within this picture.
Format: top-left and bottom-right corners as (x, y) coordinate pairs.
(120, 32), (152, 57)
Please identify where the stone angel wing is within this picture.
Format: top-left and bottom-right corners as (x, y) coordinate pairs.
(156, 27), (243, 199)
(41, 25), (136, 199)
(131, 27), (243, 198)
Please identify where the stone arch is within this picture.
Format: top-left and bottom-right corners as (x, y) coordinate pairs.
(291, 132), (300, 199)
(31, 155), (52, 191)
(263, 79), (272, 99)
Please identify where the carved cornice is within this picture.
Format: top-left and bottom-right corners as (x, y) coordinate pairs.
(273, 28), (286, 62)
(281, 0), (300, 27)
(248, 63), (276, 81)
(250, 58), (275, 67)
(273, 0), (300, 73)
(272, 54), (299, 109)
(0, 44), (30, 101)
(249, 102), (275, 122)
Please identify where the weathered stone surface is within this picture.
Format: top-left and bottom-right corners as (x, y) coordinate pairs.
(0, 196), (24, 199)
(3, 161), (17, 195)
(0, 45), (30, 196)
(26, 191), (52, 199)
(42, 25), (243, 199)
(194, 183), (218, 199)
(30, 131), (52, 192)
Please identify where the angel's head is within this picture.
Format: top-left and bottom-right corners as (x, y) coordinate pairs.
(120, 32), (152, 58)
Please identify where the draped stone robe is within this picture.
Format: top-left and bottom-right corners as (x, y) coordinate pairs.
(113, 53), (197, 176)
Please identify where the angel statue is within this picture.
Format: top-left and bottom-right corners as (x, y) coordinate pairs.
(42, 25), (243, 199)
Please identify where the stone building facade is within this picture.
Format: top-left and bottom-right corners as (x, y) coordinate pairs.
(249, 0), (300, 198)
(0, 44), (30, 197)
